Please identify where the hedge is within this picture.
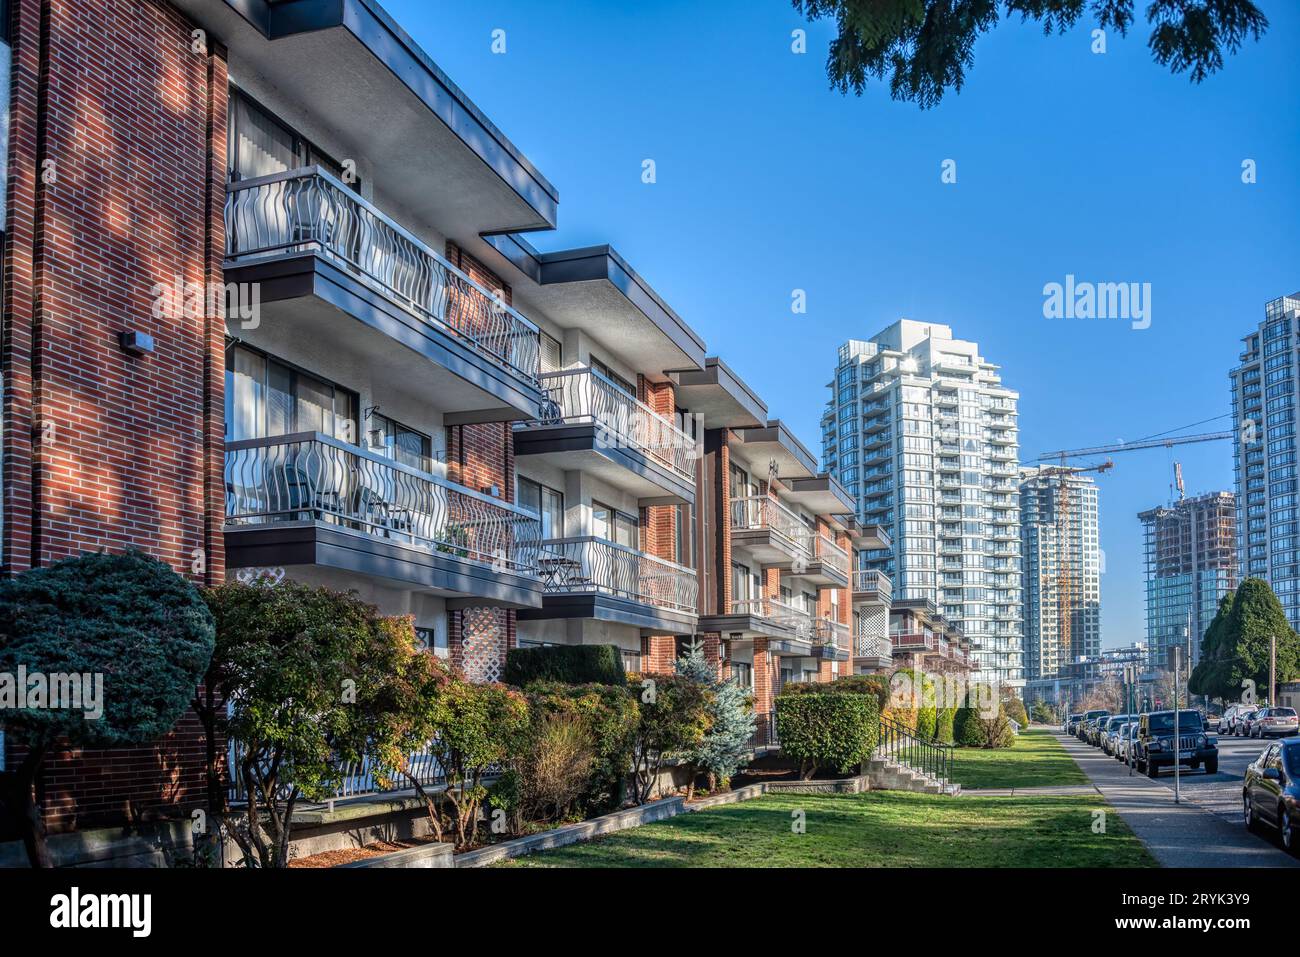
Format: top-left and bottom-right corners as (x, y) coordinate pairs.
(775, 691), (880, 778)
(936, 707), (956, 744)
(504, 644), (627, 687)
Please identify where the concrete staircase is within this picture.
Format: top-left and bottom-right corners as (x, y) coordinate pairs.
(865, 755), (961, 796)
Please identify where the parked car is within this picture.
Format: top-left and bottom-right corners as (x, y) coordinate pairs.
(1206, 709), (1224, 733)
(1079, 709), (1109, 741)
(1066, 713), (1083, 735)
(1250, 707), (1300, 739)
(1243, 738), (1300, 854)
(1222, 703), (1246, 736)
(1087, 713), (1113, 746)
(1117, 724), (1138, 763)
(1135, 709), (1218, 777)
(1239, 707), (1264, 737)
(1102, 715), (1134, 755)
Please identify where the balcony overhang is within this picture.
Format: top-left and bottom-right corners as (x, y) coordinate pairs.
(849, 522), (892, 551)
(226, 252), (544, 422)
(698, 614), (803, 646)
(779, 561), (849, 589)
(732, 420), (818, 480)
(812, 644), (849, 662)
(780, 475), (856, 515)
(513, 423), (695, 506)
(518, 594), (698, 635)
(666, 357), (767, 430)
(175, 0), (556, 239)
(483, 237), (707, 378)
(730, 528), (806, 566)
(224, 521), (544, 608)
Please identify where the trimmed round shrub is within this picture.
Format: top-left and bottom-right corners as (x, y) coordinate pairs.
(1003, 696), (1029, 729)
(775, 691), (880, 779)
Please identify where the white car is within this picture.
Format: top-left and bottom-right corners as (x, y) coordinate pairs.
(1251, 707), (1300, 739)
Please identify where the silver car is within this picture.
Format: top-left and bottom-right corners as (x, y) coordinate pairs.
(1251, 707), (1300, 739)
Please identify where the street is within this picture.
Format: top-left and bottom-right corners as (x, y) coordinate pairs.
(1146, 734), (1279, 825)
(1055, 732), (1299, 867)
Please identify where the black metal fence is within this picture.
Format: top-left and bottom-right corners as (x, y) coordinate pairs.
(878, 714), (952, 790)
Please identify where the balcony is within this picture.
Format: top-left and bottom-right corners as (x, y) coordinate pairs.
(791, 535), (850, 588)
(852, 568), (893, 605)
(891, 633), (940, 653)
(519, 537), (698, 632)
(225, 168), (545, 422)
(223, 432), (543, 607)
(514, 367), (697, 504)
(730, 496), (813, 565)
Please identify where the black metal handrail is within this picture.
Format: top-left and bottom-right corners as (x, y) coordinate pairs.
(878, 715), (952, 790)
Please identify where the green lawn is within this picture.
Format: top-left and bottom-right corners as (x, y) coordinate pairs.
(498, 790), (1154, 868)
(951, 728), (1088, 790)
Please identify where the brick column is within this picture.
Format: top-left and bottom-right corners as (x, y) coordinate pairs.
(753, 638), (773, 743)
(641, 635), (677, 674)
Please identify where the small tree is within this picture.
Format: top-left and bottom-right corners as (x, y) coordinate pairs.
(1030, 699), (1057, 724)
(202, 581), (419, 867)
(628, 674), (712, 804)
(1213, 578), (1300, 703)
(675, 643), (756, 796)
(425, 680), (530, 849)
(0, 550), (215, 868)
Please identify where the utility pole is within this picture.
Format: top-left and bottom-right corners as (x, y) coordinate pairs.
(1271, 634), (1277, 708)
(1173, 646), (1181, 805)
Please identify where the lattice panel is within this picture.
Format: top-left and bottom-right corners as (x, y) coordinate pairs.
(461, 607), (506, 683)
(856, 605), (889, 656)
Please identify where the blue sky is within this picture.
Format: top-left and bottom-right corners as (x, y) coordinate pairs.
(385, 0), (1300, 646)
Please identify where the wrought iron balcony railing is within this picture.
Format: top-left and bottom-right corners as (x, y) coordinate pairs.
(528, 367), (698, 481)
(224, 432), (541, 573)
(225, 167), (540, 384)
(729, 496), (813, 556)
(538, 536), (698, 614)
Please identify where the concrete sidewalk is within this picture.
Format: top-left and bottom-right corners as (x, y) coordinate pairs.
(1055, 732), (1298, 868)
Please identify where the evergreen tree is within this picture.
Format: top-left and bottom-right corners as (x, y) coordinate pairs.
(1216, 578), (1300, 703)
(675, 642), (756, 793)
(1190, 593), (1233, 699)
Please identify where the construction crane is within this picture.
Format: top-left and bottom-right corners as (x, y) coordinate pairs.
(1035, 427), (1234, 663)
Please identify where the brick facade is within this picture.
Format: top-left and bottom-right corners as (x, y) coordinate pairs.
(2, 0), (229, 830)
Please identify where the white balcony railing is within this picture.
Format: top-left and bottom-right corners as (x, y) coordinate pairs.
(852, 569), (893, 603)
(225, 167), (540, 384)
(730, 597), (839, 646)
(538, 536), (697, 614)
(224, 432), (541, 573)
(815, 536), (849, 578)
(730, 496), (813, 557)
(531, 367), (697, 480)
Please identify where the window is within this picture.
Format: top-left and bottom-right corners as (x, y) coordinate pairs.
(592, 501), (637, 547)
(730, 463), (755, 499)
(731, 661), (753, 689)
(519, 478), (564, 540)
(367, 413), (434, 472)
(732, 562), (754, 603)
(676, 501), (696, 569)
(540, 332), (563, 374)
(227, 89), (353, 187)
(590, 356), (635, 396)
(225, 343), (358, 443)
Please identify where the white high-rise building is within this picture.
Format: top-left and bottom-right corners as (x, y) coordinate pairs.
(1019, 465), (1101, 691)
(1231, 292), (1300, 628)
(822, 320), (1024, 690)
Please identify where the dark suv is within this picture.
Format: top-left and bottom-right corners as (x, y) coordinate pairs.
(1135, 709), (1218, 777)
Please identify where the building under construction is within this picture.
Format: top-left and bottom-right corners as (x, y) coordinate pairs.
(1020, 466), (1102, 685)
(1138, 491), (1238, 671)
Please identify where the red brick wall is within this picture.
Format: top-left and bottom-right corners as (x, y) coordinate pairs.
(443, 241), (517, 679)
(2, 0), (229, 830)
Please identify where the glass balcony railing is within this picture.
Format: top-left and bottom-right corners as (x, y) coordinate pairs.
(224, 432), (541, 573)
(225, 166), (540, 384)
(537, 536), (697, 614)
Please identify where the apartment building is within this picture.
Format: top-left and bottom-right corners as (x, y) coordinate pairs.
(0, 0), (859, 830)
(822, 321), (1024, 692)
(1019, 466), (1101, 685)
(1230, 292), (1300, 627)
(1138, 492), (1238, 671)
